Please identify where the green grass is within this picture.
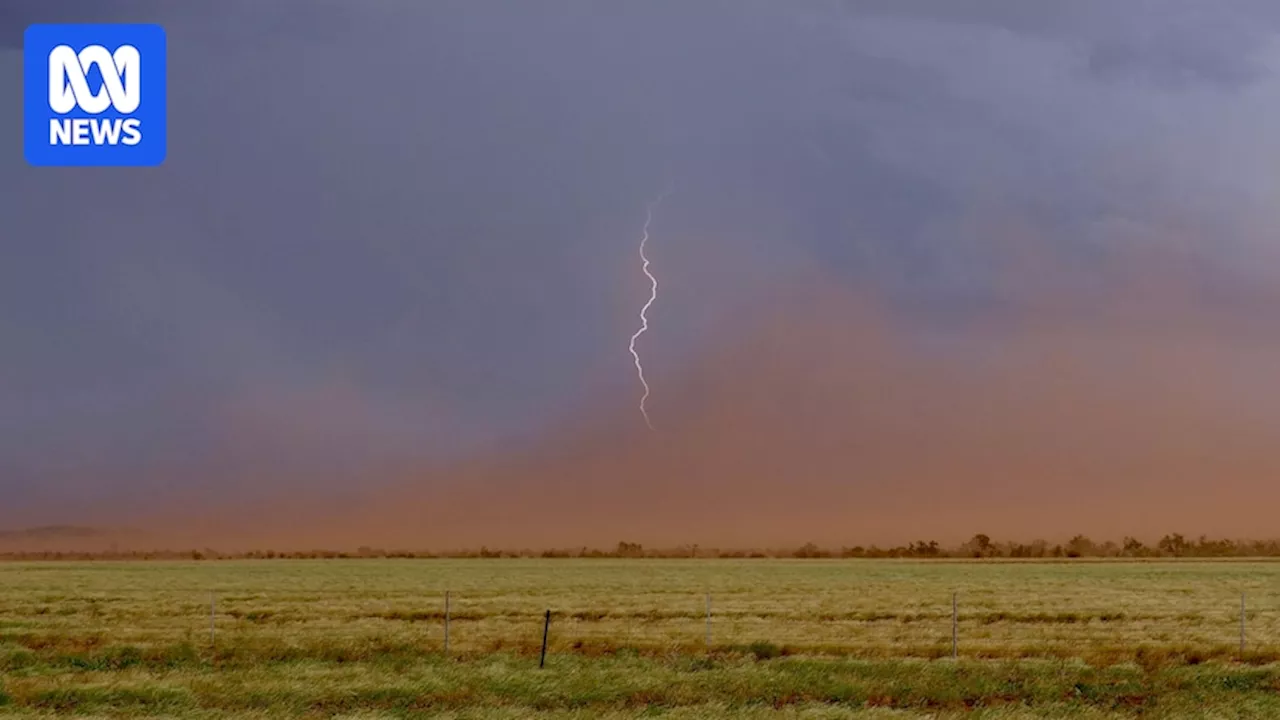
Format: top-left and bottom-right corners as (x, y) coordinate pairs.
(1, 558), (1279, 716)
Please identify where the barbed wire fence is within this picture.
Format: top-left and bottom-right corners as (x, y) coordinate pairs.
(179, 588), (1280, 663)
(4, 581), (1277, 665)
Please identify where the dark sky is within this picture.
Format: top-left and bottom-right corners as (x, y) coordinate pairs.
(3, 1), (1280, 545)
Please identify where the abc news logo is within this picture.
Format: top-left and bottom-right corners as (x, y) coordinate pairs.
(24, 24), (167, 167)
(48, 44), (144, 147)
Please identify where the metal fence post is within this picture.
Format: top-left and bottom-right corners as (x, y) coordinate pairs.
(1240, 592), (1246, 656)
(951, 592), (958, 659)
(705, 592), (712, 650)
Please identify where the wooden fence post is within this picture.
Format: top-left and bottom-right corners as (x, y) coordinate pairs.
(540, 609), (551, 668)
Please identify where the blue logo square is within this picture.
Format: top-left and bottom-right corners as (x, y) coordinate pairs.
(23, 24), (167, 167)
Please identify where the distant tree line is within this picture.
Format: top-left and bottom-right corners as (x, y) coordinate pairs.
(4, 533), (1280, 561)
(826, 533), (1277, 559)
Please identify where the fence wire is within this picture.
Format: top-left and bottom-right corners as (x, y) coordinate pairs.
(2, 578), (1277, 662)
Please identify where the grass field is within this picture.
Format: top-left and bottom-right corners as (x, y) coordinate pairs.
(3, 558), (1280, 717)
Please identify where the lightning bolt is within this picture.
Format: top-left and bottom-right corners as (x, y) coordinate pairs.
(628, 189), (670, 430)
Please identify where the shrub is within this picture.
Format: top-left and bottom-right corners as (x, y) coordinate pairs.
(748, 641), (781, 660)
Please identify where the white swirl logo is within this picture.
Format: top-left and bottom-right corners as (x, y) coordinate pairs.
(47, 44), (140, 114)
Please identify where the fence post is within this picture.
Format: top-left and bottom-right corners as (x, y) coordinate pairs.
(539, 609), (551, 668)
(1240, 592), (1246, 656)
(951, 592), (958, 659)
(444, 590), (450, 656)
(209, 591), (216, 645)
(706, 591), (716, 648)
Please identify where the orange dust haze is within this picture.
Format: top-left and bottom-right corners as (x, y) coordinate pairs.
(9, 227), (1280, 553)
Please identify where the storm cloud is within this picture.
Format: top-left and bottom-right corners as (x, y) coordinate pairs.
(2, 1), (1279, 545)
